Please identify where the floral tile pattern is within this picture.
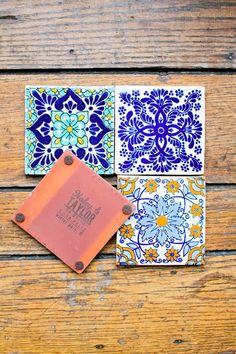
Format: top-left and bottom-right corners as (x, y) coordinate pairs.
(116, 176), (205, 266)
(25, 86), (114, 174)
(115, 86), (205, 175)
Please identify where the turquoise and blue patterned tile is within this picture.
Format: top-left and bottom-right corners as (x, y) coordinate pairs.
(115, 86), (205, 175)
(116, 176), (205, 266)
(25, 86), (114, 175)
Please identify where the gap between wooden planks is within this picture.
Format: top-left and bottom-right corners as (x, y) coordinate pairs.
(0, 73), (236, 185)
(0, 186), (235, 255)
(0, 0), (235, 69)
(0, 256), (235, 354)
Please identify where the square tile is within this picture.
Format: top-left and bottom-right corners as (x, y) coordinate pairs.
(115, 86), (205, 175)
(13, 151), (134, 273)
(25, 86), (114, 175)
(116, 176), (205, 266)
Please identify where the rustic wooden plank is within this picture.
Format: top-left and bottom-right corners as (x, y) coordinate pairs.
(0, 255), (235, 353)
(0, 187), (235, 255)
(0, 0), (236, 69)
(0, 73), (236, 185)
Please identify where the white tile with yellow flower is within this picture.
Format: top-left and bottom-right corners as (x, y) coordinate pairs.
(116, 176), (205, 266)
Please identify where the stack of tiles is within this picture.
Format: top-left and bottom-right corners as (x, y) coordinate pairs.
(115, 87), (205, 266)
(25, 85), (205, 267)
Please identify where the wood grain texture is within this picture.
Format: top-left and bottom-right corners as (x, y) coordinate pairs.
(0, 255), (235, 353)
(0, 1), (236, 352)
(0, 73), (236, 186)
(0, 0), (236, 69)
(0, 187), (235, 255)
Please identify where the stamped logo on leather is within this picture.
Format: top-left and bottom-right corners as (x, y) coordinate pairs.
(56, 189), (101, 235)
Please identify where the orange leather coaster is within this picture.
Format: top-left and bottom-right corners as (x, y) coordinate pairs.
(12, 150), (134, 273)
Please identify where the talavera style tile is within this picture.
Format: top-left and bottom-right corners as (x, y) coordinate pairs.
(116, 176), (205, 266)
(25, 86), (114, 174)
(115, 86), (205, 175)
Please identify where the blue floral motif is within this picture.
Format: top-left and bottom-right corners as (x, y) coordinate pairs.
(116, 176), (205, 266)
(32, 90), (57, 116)
(53, 112), (87, 146)
(30, 143), (63, 169)
(77, 143), (109, 169)
(140, 198), (184, 246)
(84, 91), (109, 115)
(25, 87), (114, 174)
(115, 87), (204, 174)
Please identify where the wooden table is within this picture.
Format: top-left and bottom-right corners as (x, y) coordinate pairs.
(0, 1), (236, 353)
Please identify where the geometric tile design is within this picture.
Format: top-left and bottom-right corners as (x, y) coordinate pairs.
(25, 86), (114, 174)
(115, 86), (205, 175)
(116, 175), (205, 266)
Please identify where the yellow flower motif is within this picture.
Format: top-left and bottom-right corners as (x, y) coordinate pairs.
(144, 248), (158, 263)
(189, 224), (202, 238)
(187, 177), (205, 196)
(116, 245), (137, 265)
(118, 177), (138, 195)
(165, 247), (180, 262)
(187, 244), (205, 265)
(145, 179), (158, 193)
(166, 179), (180, 194)
(67, 126), (73, 133)
(190, 203), (203, 217)
(120, 224), (135, 239)
(156, 215), (168, 227)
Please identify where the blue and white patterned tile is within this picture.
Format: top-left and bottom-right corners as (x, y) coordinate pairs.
(115, 86), (205, 175)
(116, 176), (205, 266)
(25, 86), (114, 175)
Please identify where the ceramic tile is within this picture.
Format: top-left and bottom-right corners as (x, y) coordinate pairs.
(116, 175), (205, 266)
(115, 86), (205, 175)
(13, 151), (134, 273)
(25, 86), (114, 174)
